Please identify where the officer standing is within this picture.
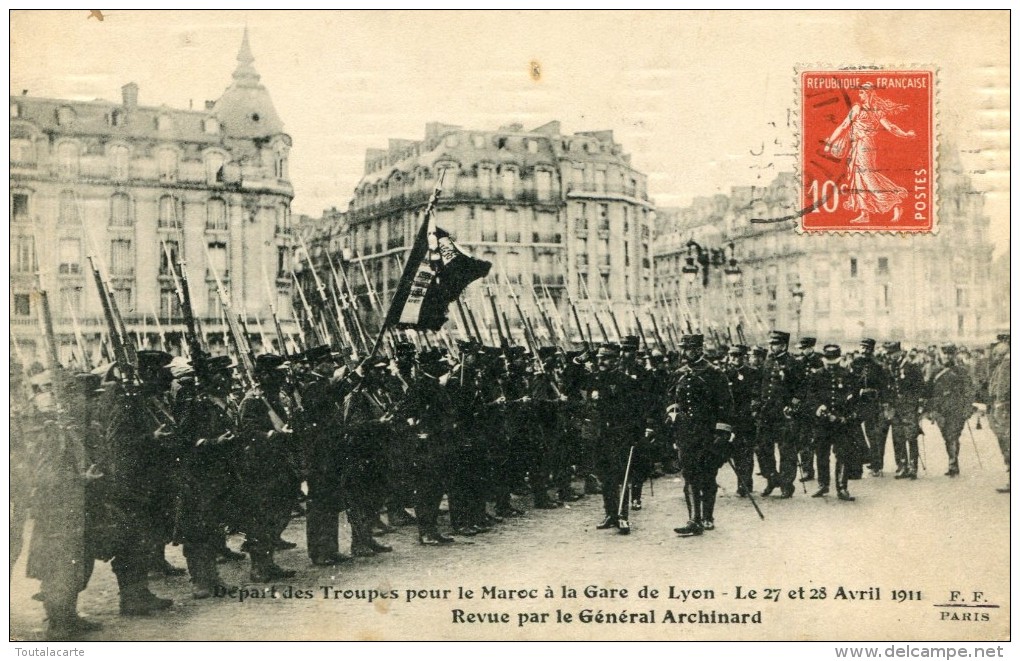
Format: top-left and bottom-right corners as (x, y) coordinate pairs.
(590, 344), (641, 534)
(724, 345), (759, 497)
(754, 331), (801, 498)
(928, 345), (974, 477)
(807, 345), (860, 501)
(852, 339), (891, 476)
(668, 334), (734, 536)
(793, 337), (820, 481)
(878, 341), (926, 480)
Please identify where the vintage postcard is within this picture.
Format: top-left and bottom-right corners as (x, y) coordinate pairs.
(8, 9), (1011, 652)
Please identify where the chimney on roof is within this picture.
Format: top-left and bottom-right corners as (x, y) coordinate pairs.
(205, 100), (215, 111)
(122, 82), (138, 110)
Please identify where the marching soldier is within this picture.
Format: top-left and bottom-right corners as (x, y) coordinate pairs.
(807, 345), (860, 501)
(724, 344), (759, 497)
(754, 331), (801, 498)
(927, 345), (974, 477)
(879, 341), (926, 480)
(852, 338), (891, 476)
(667, 334), (734, 536)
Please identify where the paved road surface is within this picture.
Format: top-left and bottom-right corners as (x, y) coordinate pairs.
(10, 418), (1010, 641)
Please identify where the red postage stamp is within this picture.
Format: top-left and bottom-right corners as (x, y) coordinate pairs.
(800, 69), (935, 232)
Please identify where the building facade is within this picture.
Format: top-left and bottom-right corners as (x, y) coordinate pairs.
(654, 151), (998, 347)
(336, 121), (655, 341)
(10, 29), (296, 363)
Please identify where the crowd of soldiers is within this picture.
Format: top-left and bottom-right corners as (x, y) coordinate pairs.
(10, 328), (1011, 640)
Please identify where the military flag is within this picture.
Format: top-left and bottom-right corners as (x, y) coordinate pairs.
(384, 213), (491, 332)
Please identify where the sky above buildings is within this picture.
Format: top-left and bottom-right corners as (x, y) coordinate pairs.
(10, 10), (1009, 249)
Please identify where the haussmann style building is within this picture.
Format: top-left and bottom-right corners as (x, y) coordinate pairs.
(10, 28), (297, 365)
(653, 149), (997, 347)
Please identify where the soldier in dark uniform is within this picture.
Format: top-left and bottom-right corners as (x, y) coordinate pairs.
(667, 335), (734, 536)
(297, 346), (351, 566)
(540, 348), (582, 505)
(385, 342), (419, 527)
(724, 344), (759, 497)
(988, 336), (1010, 493)
(590, 344), (641, 534)
(175, 354), (240, 597)
(406, 349), (459, 545)
(852, 338), (891, 476)
(26, 369), (104, 639)
(528, 349), (566, 510)
(749, 345), (767, 369)
(792, 337), (820, 481)
(807, 345), (861, 500)
(878, 341), (926, 480)
(238, 354), (298, 581)
(563, 349), (601, 494)
(98, 352), (176, 614)
(754, 331), (801, 498)
(927, 345), (973, 477)
(340, 358), (396, 557)
(616, 337), (655, 512)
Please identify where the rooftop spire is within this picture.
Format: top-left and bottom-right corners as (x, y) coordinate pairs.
(232, 26), (260, 86)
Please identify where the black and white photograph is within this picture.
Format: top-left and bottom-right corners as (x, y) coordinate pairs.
(7, 9), (1011, 650)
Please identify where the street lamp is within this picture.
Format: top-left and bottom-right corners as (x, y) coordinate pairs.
(683, 239), (740, 287)
(789, 280), (805, 337)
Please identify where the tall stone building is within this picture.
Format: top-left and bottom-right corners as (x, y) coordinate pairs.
(654, 151), (999, 346)
(10, 29), (296, 363)
(341, 121), (655, 340)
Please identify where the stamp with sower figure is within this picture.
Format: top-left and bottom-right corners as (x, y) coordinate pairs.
(800, 69), (935, 232)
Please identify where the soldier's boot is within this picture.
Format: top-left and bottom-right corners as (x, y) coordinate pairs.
(557, 486), (583, 502)
(184, 553), (208, 599)
(702, 489), (717, 530)
(249, 548), (296, 582)
(190, 549), (230, 599)
(532, 489), (559, 509)
(119, 583), (173, 616)
(630, 482), (644, 511)
(150, 547), (187, 577)
(905, 460), (918, 480)
(44, 597), (102, 641)
(761, 475), (779, 497)
(388, 507), (417, 527)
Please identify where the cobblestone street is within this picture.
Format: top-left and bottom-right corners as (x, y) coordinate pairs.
(10, 418), (1010, 642)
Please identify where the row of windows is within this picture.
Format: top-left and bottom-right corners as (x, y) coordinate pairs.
(10, 138), (288, 182)
(12, 236), (291, 284)
(12, 285), (293, 323)
(11, 192), (290, 232)
(10, 101), (223, 135)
